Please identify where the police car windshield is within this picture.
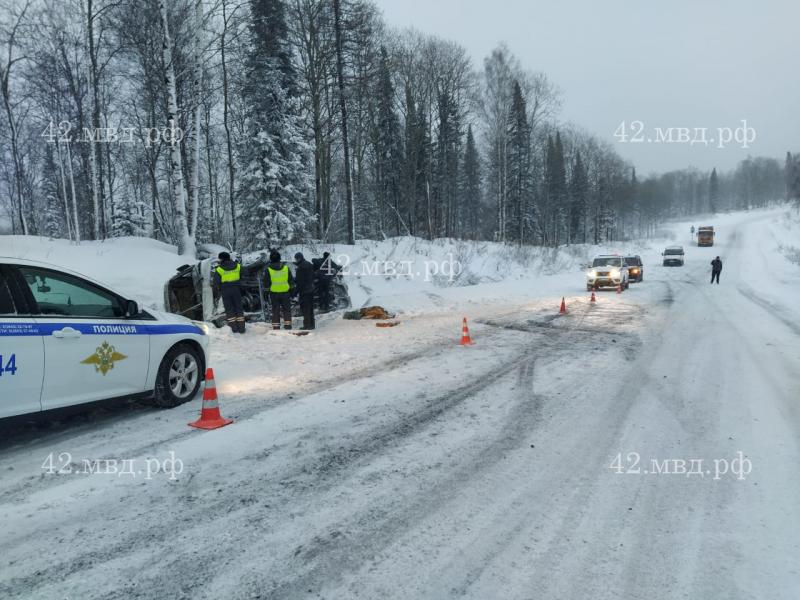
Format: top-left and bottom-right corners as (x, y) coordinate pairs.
(665, 248), (683, 255)
(592, 257), (622, 267)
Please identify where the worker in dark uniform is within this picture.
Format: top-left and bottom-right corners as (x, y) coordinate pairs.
(315, 251), (340, 311)
(211, 251), (245, 333)
(294, 252), (315, 330)
(265, 250), (294, 330)
(710, 256), (722, 284)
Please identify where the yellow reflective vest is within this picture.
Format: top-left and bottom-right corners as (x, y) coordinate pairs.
(268, 265), (290, 292)
(215, 263), (241, 284)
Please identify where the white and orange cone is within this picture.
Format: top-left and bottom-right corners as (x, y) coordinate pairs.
(188, 368), (233, 430)
(460, 317), (474, 346)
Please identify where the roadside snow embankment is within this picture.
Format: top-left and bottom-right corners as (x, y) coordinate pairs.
(3, 204), (796, 317)
(280, 236), (651, 314)
(0, 236), (187, 311)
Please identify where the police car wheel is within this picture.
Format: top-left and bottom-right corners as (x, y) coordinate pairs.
(153, 344), (203, 407)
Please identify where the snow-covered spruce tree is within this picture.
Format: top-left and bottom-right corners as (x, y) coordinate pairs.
(237, 0), (312, 250)
(506, 80), (530, 244)
(112, 192), (147, 238)
(460, 125), (482, 240)
(569, 150), (589, 244)
(434, 88), (460, 239)
(543, 134), (563, 245)
(374, 46), (405, 236)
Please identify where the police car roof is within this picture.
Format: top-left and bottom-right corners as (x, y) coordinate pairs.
(0, 256), (130, 298)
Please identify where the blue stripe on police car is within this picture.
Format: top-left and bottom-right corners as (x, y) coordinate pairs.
(0, 322), (205, 336)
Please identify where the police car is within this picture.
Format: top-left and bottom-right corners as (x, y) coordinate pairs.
(0, 258), (209, 419)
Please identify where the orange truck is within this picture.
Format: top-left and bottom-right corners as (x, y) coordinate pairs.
(697, 226), (714, 247)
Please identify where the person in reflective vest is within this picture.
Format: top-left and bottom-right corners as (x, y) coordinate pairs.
(265, 250), (295, 330)
(211, 251), (245, 333)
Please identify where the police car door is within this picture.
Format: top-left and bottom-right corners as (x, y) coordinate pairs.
(0, 266), (44, 417)
(15, 265), (150, 410)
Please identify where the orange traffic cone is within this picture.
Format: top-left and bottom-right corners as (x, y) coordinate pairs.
(590, 291), (596, 303)
(559, 297), (567, 314)
(189, 368), (233, 430)
(460, 317), (474, 346)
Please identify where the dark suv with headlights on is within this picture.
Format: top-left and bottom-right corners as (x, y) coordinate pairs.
(625, 255), (643, 282)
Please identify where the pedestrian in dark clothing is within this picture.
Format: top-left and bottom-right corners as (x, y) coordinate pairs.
(211, 251), (245, 333)
(710, 256), (722, 284)
(294, 252), (316, 330)
(265, 250), (294, 329)
(315, 251), (340, 311)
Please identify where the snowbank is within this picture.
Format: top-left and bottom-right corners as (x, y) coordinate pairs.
(2, 203), (796, 316)
(276, 236), (660, 314)
(0, 236), (187, 311)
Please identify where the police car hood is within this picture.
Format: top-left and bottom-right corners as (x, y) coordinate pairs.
(146, 308), (194, 325)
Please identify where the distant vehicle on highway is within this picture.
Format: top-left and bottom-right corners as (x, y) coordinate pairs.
(662, 246), (685, 266)
(0, 258), (210, 419)
(697, 226), (715, 246)
(586, 255), (629, 291)
(625, 255), (644, 282)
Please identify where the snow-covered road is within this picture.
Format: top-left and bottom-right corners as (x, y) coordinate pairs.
(1, 209), (798, 599)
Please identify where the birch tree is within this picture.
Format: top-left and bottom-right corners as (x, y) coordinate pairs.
(189, 0), (204, 241)
(159, 0), (194, 255)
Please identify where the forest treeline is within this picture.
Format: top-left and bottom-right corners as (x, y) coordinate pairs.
(0, 0), (796, 255)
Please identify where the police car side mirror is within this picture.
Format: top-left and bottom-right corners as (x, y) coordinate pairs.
(125, 299), (139, 318)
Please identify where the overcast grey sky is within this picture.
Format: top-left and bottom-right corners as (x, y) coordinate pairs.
(374, 0), (799, 176)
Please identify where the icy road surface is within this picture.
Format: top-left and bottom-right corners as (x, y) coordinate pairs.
(1, 209), (799, 599)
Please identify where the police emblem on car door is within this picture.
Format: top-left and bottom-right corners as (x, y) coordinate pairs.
(81, 341), (128, 376)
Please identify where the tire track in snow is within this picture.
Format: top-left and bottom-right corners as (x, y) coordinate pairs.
(0, 332), (541, 600)
(278, 299), (653, 599)
(256, 354), (544, 600)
